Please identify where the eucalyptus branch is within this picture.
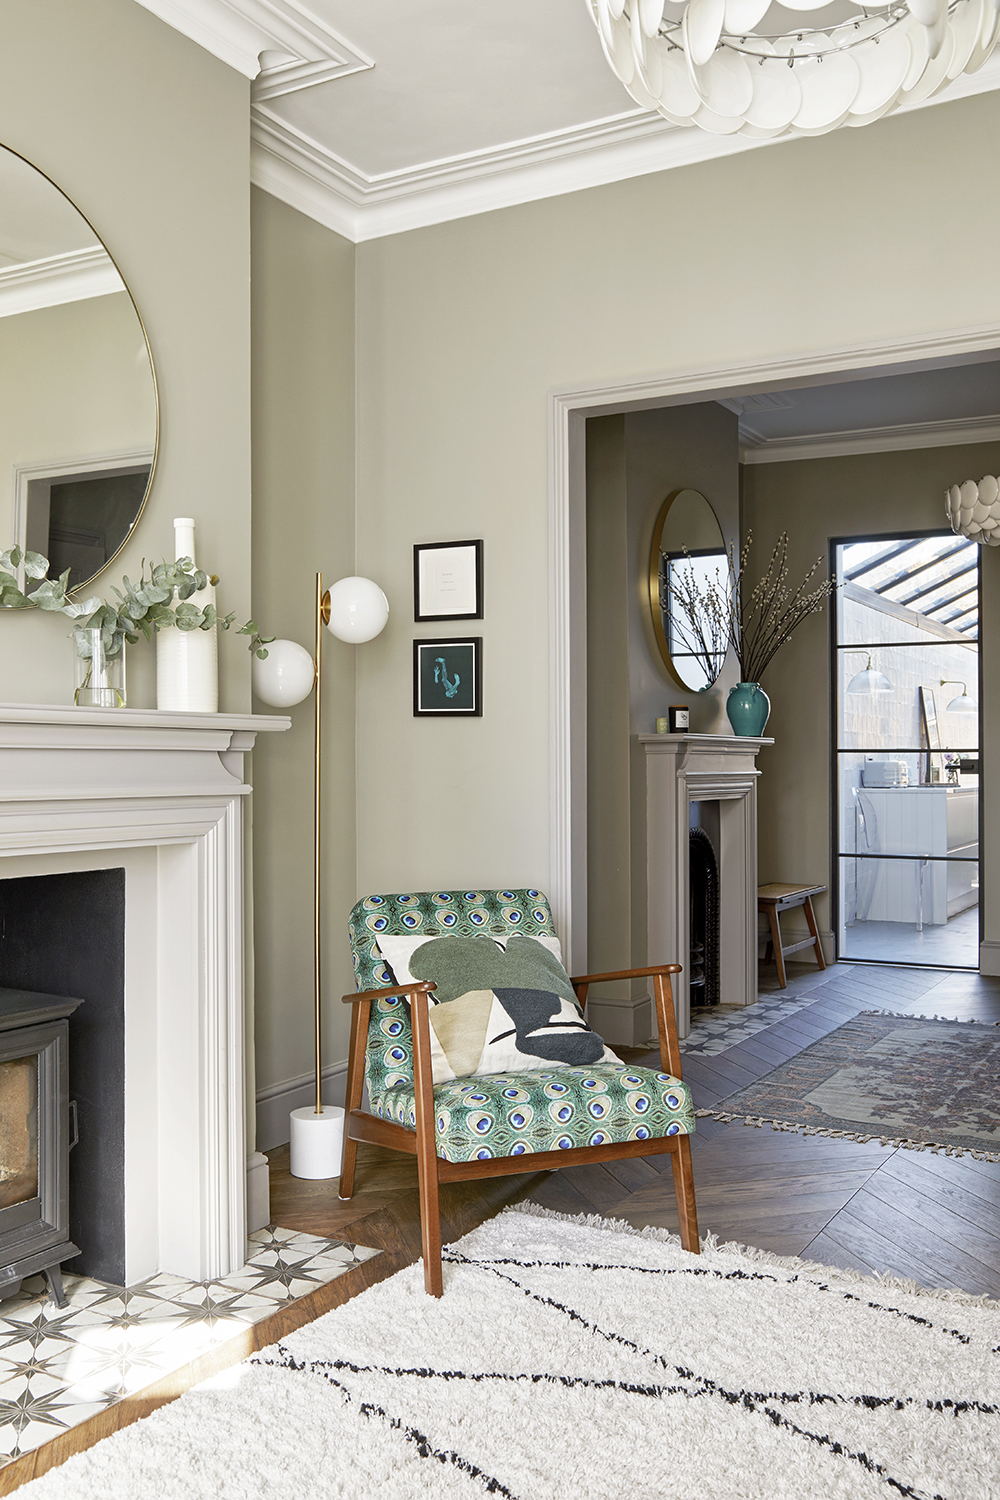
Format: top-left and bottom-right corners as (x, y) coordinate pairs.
(0, 546), (274, 661)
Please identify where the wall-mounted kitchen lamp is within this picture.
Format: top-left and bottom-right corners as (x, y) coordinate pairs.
(253, 574), (390, 1181)
(939, 679), (977, 713)
(845, 652), (893, 696)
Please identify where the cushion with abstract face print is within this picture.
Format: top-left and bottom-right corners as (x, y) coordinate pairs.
(375, 931), (618, 1084)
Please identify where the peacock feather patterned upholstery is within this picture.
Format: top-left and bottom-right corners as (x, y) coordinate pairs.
(348, 888), (695, 1162)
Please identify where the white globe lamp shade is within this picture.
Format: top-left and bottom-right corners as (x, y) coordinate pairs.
(946, 692), (977, 714)
(326, 576), (390, 643)
(252, 639), (315, 707)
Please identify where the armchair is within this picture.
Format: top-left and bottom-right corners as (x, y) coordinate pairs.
(340, 889), (699, 1295)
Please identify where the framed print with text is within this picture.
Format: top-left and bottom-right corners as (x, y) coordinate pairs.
(413, 637), (482, 717)
(414, 539), (483, 622)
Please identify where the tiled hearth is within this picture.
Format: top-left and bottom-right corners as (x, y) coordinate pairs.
(0, 1228), (378, 1466)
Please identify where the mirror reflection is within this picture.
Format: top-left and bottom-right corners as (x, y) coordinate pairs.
(650, 488), (727, 691)
(0, 145), (157, 594)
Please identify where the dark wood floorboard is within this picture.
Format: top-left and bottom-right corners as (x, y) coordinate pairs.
(8, 959), (999, 1492)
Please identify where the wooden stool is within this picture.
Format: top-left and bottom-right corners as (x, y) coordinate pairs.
(757, 883), (827, 989)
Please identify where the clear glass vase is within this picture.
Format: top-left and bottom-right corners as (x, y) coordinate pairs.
(74, 629), (126, 708)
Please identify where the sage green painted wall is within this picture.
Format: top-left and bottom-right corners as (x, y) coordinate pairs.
(0, 0), (251, 711)
(741, 439), (1000, 950)
(353, 92), (1000, 944)
(250, 189), (359, 1103)
(586, 404), (738, 1015)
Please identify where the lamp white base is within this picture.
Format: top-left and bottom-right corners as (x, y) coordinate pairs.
(289, 1105), (345, 1181)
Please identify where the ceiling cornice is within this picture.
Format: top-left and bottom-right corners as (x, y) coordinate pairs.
(137, 1), (1000, 244)
(740, 413), (1000, 465)
(249, 48), (1000, 242)
(249, 107), (769, 244)
(133, 0), (372, 89)
(0, 248), (123, 319)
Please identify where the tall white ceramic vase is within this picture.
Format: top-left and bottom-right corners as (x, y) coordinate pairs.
(156, 517), (218, 712)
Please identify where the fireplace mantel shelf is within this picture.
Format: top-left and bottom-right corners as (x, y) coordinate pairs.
(0, 703), (291, 753)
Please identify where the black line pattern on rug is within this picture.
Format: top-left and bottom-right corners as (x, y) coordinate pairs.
(254, 1349), (998, 1420)
(255, 1345), (519, 1498)
(445, 1253), (981, 1349)
(446, 1252), (982, 1500)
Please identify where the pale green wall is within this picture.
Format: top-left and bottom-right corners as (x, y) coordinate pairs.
(586, 403), (738, 1014)
(249, 189), (359, 1106)
(354, 91), (1000, 933)
(0, 0), (251, 711)
(742, 439), (1000, 950)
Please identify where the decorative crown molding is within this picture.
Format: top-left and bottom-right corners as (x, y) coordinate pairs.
(133, 0), (372, 90)
(0, 247), (123, 319)
(139, 0), (1000, 243)
(739, 413), (1000, 465)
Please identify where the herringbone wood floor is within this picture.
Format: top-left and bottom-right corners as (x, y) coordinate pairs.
(266, 957), (1000, 1298)
(5, 959), (998, 1491)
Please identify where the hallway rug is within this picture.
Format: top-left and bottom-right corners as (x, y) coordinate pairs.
(699, 1010), (1000, 1160)
(14, 1206), (1000, 1500)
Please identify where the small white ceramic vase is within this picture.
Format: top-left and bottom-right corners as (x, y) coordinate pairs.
(156, 517), (218, 712)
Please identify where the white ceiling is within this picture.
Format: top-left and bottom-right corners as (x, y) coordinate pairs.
(135, 0), (1000, 243)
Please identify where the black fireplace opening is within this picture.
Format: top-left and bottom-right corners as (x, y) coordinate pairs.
(689, 827), (720, 1007)
(0, 869), (125, 1284)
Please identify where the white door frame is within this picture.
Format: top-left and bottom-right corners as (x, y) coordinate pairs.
(547, 320), (1000, 973)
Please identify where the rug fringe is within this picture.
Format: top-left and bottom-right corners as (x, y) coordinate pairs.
(503, 1203), (1000, 1309)
(693, 1108), (1000, 1163)
(860, 1008), (1000, 1026)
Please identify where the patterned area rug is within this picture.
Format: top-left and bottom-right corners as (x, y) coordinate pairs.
(14, 1207), (1000, 1500)
(700, 1011), (1000, 1160)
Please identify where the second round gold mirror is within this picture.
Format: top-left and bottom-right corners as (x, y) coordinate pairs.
(649, 489), (727, 691)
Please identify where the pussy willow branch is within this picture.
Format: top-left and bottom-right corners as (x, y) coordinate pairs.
(663, 531), (836, 685)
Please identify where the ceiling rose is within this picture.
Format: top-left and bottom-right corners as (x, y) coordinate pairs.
(587, 0), (999, 136)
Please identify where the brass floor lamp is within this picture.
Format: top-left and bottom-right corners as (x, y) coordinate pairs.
(252, 573), (390, 1179)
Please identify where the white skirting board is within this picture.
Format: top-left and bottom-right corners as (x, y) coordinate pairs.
(586, 992), (651, 1049)
(980, 939), (1000, 975)
(256, 1060), (349, 1152)
(246, 1151), (270, 1234)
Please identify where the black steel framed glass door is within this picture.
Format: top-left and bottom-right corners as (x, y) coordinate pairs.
(832, 531), (980, 968)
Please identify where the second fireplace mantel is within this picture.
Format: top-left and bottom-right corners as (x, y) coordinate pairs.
(640, 733), (773, 1038)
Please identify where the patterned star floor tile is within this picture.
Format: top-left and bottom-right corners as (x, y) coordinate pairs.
(0, 1227), (376, 1469)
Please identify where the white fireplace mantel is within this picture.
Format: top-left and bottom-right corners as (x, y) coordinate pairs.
(0, 703), (290, 1283)
(640, 733), (773, 1038)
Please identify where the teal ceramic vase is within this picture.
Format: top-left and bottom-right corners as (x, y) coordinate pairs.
(726, 682), (770, 736)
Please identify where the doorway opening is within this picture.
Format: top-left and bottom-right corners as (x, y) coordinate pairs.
(831, 530), (980, 969)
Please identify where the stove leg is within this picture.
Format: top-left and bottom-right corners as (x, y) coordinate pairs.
(44, 1265), (67, 1309)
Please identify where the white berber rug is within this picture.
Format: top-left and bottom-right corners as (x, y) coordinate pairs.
(18, 1206), (1000, 1500)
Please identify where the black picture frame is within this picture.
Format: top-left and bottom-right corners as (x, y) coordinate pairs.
(413, 637), (482, 717)
(413, 539), (483, 622)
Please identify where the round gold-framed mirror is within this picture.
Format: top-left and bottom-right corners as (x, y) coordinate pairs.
(0, 144), (158, 596)
(649, 488), (728, 691)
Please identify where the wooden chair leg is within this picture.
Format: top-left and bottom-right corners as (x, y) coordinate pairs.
(411, 988), (444, 1297)
(338, 998), (371, 1201)
(670, 1135), (700, 1254)
(766, 905), (787, 988)
(803, 895), (827, 971)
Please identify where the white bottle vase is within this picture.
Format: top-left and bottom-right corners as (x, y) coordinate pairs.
(156, 517), (219, 712)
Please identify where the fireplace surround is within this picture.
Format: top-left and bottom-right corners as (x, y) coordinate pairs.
(0, 704), (289, 1284)
(641, 734), (772, 1036)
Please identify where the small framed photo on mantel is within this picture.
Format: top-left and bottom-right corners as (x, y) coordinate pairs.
(414, 539), (483, 622)
(414, 637), (482, 717)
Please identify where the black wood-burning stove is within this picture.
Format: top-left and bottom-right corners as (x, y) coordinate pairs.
(0, 988), (82, 1307)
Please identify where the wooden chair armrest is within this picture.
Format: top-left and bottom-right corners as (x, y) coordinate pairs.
(342, 981), (437, 1004)
(570, 963), (682, 985)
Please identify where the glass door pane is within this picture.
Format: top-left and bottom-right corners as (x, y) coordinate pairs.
(834, 533), (980, 969)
